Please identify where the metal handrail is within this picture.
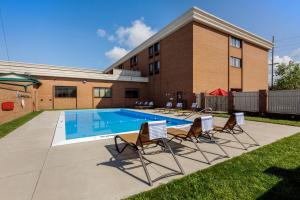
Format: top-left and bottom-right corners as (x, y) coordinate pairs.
(183, 107), (213, 119)
(199, 107), (212, 114)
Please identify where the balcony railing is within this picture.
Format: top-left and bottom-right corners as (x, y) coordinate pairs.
(113, 69), (142, 77)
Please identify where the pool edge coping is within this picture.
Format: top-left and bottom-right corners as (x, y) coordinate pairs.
(52, 109), (192, 147)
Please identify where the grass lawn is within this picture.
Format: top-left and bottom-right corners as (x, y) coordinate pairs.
(0, 111), (43, 139)
(214, 113), (300, 127)
(126, 133), (300, 200)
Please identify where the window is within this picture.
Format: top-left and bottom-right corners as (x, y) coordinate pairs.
(148, 42), (160, 57)
(154, 61), (160, 74)
(230, 37), (241, 48)
(149, 63), (154, 75)
(93, 87), (112, 98)
(230, 57), (242, 68)
(130, 55), (138, 66)
(117, 64), (123, 69)
(148, 46), (154, 57)
(154, 42), (160, 54)
(125, 88), (139, 98)
(55, 86), (77, 98)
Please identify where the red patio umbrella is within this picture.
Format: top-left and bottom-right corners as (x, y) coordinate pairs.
(209, 88), (228, 96)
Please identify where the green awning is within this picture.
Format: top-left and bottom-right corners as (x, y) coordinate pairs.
(0, 73), (41, 91)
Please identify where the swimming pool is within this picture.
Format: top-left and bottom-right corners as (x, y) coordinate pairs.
(53, 109), (191, 146)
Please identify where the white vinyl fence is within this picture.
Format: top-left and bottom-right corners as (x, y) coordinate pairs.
(268, 89), (300, 114)
(196, 94), (202, 108)
(196, 89), (299, 115)
(233, 92), (259, 112)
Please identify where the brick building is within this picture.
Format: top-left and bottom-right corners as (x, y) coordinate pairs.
(0, 7), (273, 123)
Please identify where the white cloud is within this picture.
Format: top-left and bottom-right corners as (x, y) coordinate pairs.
(270, 48), (300, 65)
(96, 29), (107, 37)
(104, 46), (129, 62)
(274, 55), (292, 65)
(268, 49), (300, 86)
(97, 28), (115, 42)
(107, 35), (115, 42)
(98, 18), (156, 63)
(291, 48), (300, 62)
(115, 19), (156, 48)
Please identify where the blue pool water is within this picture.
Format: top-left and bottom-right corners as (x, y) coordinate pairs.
(65, 109), (191, 140)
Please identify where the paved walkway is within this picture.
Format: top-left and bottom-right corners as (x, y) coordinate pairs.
(0, 110), (299, 200)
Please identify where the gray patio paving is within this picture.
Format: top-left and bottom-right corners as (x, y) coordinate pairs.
(0, 110), (299, 200)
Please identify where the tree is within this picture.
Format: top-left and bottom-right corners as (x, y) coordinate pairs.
(273, 61), (300, 90)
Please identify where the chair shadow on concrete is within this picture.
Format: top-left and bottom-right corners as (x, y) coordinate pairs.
(97, 139), (230, 185)
(209, 134), (256, 151)
(97, 142), (187, 185)
(168, 138), (228, 163)
(257, 166), (300, 200)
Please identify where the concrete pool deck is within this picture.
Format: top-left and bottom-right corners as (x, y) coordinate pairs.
(0, 110), (299, 200)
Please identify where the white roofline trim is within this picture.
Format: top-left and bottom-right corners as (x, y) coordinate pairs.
(0, 60), (148, 83)
(104, 7), (273, 73)
(0, 60), (104, 73)
(192, 7), (273, 49)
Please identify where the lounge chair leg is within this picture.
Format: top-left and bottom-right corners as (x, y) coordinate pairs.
(190, 137), (211, 165)
(140, 145), (146, 154)
(114, 136), (129, 153)
(200, 132), (212, 141)
(137, 149), (153, 186)
(209, 134), (230, 158)
(162, 139), (185, 175)
(167, 136), (183, 144)
(240, 127), (259, 146)
(229, 131), (248, 150)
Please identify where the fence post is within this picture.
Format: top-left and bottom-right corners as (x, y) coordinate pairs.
(200, 92), (206, 109)
(228, 91), (234, 114)
(259, 90), (267, 115)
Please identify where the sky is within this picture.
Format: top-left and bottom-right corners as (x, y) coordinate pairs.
(0, 0), (299, 70)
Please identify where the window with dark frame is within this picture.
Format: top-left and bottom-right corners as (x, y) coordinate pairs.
(55, 86), (77, 98)
(230, 56), (242, 68)
(125, 88), (139, 98)
(117, 64), (123, 69)
(154, 42), (160, 54)
(148, 46), (154, 57)
(134, 56), (138, 63)
(154, 60), (160, 74)
(148, 42), (160, 57)
(130, 55), (138, 66)
(230, 37), (242, 48)
(93, 87), (112, 98)
(130, 57), (133, 65)
(149, 63), (154, 75)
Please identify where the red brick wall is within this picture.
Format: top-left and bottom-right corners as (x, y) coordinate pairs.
(0, 87), (34, 125)
(193, 22), (229, 93)
(242, 42), (269, 91)
(35, 77), (149, 110)
(115, 23), (194, 107)
(115, 21), (269, 106)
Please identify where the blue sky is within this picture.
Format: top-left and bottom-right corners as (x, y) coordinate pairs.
(0, 0), (299, 70)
